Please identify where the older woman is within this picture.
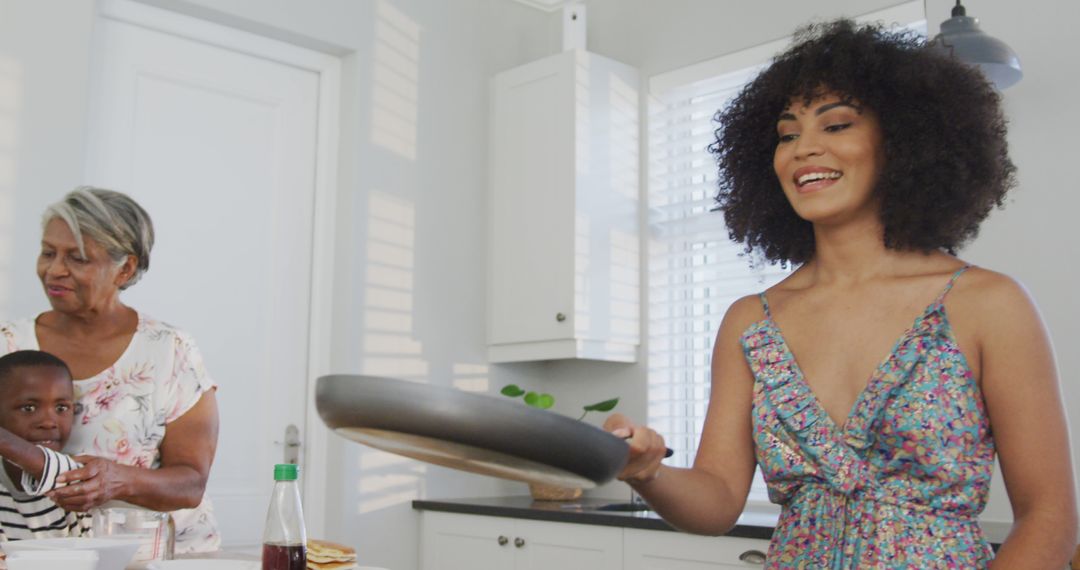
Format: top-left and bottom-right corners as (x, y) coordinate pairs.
(0, 187), (220, 553)
(606, 20), (1076, 569)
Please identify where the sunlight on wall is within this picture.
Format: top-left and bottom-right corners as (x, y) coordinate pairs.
(356, 189), (427, 514)
(573, 53), (593, 339)
(606, 71), (640, 346)
(574, 51), (591, 175)
(352, 185), (494, 513)
(356, 448), (426, 514)
(0, 56), (21, 316)
(571, 54), (640, 354)
(608, 227), (639, 337)
(361, 191), (428, 379)
(607, 73), (638, 201)
(371, 0), (419, 160)
(574, 214), (591, 334)
(451, 362), (489, 392)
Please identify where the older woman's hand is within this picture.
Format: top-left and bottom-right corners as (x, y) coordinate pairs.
(47, 456), (136, 512)
(604, 412), (668, 486)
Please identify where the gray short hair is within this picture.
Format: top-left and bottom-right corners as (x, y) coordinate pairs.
(42, 187), (155, 290)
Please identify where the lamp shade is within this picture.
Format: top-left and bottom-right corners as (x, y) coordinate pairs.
(929, 3), (1022, 90)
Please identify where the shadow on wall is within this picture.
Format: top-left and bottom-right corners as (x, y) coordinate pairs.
(0, 55), (21, 317)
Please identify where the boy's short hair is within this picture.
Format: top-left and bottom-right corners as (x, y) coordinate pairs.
(0, 351), (72, 384)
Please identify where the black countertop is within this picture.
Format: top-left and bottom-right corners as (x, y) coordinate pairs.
(412, 496), (778, 541)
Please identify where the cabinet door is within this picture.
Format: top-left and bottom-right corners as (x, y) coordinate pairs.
(623, 529), (770, 569)
(513, 519), (622, 570)
(420, 512), (515, 570)
(489, 52), (576, 347)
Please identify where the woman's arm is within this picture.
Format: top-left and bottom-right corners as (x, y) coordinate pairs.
(604, 296), (760, 535)
(48, 390), (219, 512)
(973, 276), (1077, 569)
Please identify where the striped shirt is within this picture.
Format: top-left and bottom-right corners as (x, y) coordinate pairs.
(0, 446), (92, 540)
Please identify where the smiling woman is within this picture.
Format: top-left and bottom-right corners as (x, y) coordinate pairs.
(605, 19), (1077, 570)
(773, 96), (885, 228)
(0, 187), (222, 554)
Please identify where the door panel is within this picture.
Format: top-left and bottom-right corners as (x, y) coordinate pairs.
(515, 519), (622, 570)
(420, 513), (514, 570)
(85, 15), (319, 547)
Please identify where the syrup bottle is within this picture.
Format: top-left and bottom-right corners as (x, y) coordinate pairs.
(262, 463), (307, 570)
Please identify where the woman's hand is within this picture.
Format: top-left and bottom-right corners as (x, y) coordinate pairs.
(47, 455), (135, 512)
(604, 413), (668, 486)
(47, 391), (219, 513)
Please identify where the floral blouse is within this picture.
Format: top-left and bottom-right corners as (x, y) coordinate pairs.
(0, 313), (220, 553)
(744, 266), (995, 568)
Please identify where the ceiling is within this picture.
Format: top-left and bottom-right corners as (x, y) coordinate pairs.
(505, 0), (580, 12)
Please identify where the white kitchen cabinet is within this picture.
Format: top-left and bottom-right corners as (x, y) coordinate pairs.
(488, 49), (640, 363)
(420, 512), (622, 570)
(623, 528), (770, 569)
(419, 512), (514, 570)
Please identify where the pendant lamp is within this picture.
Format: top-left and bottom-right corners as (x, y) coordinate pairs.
(928, 0), (1022, 90)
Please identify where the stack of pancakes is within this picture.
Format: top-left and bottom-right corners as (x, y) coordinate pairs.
(307, 539), (357, 570)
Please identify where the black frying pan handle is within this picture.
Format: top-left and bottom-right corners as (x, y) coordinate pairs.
(621, 435), (674, 458)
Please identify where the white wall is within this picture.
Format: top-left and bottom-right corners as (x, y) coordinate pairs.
(926, 0), (1080, 524)
(0, 1), (554, 568)
(0, 0), (95, 318)
(1, 0), (1075, 567)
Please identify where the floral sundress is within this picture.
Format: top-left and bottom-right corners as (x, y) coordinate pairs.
(743, 266), (995, 568)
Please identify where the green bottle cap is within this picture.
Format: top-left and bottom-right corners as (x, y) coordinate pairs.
(274, 463), (299, 481)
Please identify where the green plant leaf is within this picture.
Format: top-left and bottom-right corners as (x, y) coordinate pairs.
(523, 392), (555, 409)
(501, 384), (525, 397)
(583, 397), (619, 412)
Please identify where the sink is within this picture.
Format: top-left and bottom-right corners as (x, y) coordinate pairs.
(591, 502), (652, 512)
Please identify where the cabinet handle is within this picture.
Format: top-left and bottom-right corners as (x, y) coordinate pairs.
(514, 537), (525, 548)
(738, 549), (767, 564)
(497, 535), (508, 546)
(555, 312), (566, 322)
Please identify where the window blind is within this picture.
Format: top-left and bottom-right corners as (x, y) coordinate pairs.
(646, 64), (788, 501)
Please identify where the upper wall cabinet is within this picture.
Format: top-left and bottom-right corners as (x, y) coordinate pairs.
(488, 50), (640, 363)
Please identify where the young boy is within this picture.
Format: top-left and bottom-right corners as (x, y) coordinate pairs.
(0, 350), (91, 540)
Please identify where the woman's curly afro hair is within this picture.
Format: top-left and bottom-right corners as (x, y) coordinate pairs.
(710, 19), (1015, 265)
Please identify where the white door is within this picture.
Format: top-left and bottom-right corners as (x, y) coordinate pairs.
(84, 2), (334, 547)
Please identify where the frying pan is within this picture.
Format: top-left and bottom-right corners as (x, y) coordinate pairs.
(315, 375), (630, 488)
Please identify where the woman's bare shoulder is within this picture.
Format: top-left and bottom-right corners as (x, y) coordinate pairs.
(953, 265), (1035, 308)
(949, 265), (1043, 335)
(718, 294), (769, 342)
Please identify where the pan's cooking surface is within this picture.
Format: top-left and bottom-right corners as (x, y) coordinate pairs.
(336, 428), (597, 488)
(316, 375), (629, 486)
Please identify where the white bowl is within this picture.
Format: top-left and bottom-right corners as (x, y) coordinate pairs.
(146, 561), (259, 570)
(6, 549), (100, 570)
(1, 537), (142, 570)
